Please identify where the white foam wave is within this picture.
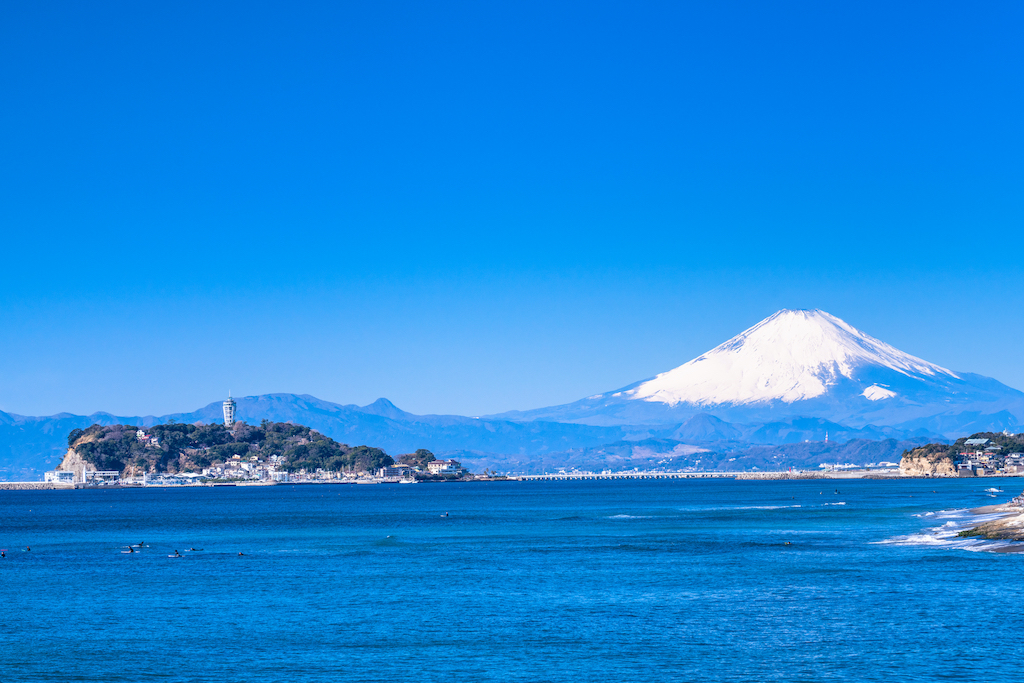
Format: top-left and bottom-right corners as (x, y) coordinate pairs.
(877, 508), (1022, 553)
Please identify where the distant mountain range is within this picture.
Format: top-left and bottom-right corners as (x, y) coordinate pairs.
(0, 395), (945, 479)
(2, 309), (1020, 478)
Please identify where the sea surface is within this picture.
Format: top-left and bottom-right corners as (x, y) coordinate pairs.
(3, 478), (1024, 682)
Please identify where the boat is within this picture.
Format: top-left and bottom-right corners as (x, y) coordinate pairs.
(399, 479), (419, 484)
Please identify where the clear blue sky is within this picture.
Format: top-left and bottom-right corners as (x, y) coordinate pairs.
(2, 1), (1023, 417)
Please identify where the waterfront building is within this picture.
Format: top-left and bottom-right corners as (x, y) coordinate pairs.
(44, 470), (76, 484)
(75, 470), (121, 484)
(223, 393), (236, 428)
(378, 464), (414, 478)
(427, 459), (465, 475)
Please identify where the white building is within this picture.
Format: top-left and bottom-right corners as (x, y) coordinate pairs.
(378, 464), (414, 478)
(85, 471), (121, 483)
(44, 470), (76, 484)
(427, 459), (464, 475)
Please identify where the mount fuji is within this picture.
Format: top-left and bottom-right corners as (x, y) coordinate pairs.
(493, 309), (1024, 436)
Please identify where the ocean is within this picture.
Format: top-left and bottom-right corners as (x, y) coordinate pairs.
(2, 478), (1022, 682)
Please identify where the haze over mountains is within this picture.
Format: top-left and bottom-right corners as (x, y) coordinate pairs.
(2, 309), (1021, 478)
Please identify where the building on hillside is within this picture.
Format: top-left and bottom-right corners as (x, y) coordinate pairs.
(223, 393), (236, 428)
(427, 459), (465, 476)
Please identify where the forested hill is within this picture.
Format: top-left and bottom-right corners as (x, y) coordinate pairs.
(68, 421), (394, 475)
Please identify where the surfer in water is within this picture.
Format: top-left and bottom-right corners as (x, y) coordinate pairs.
(238, 552), (245, 556)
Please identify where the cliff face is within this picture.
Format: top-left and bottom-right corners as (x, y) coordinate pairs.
(56, 446), (96, 482)
(900, 444), (957, 477)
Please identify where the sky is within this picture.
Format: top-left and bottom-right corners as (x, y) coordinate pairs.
(2, 1), (1023, 417)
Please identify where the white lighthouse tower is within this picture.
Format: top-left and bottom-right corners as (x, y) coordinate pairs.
(223, 392), (236, 428)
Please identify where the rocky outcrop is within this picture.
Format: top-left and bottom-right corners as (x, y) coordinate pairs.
(899, 444), (957, 477)
(957, 493), (1024, 540)
(55, 431), (103, 482)
(735, 472), (827, 480)
(56, 447), (96, 483)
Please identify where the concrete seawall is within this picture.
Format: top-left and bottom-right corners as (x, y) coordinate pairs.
(0, 482), (75, 491)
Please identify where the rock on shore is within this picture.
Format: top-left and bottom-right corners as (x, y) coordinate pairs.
(958, 492), (1024, 540)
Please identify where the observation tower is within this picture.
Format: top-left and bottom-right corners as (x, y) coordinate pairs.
(223, 392), (236, 428)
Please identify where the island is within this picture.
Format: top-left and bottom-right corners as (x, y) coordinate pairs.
(46, 421), (473, 486)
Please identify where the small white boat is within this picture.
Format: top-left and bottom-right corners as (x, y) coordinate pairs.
(399, 479), (418, 484)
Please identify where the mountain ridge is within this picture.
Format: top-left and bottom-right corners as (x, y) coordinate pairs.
(0, 393), (945, 479)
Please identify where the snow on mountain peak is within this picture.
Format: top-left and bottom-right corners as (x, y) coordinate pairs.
(629, 309), (958, 406)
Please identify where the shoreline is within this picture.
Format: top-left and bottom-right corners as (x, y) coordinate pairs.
(958, 496), (1024, 541)
(2, 472), (1022, 491)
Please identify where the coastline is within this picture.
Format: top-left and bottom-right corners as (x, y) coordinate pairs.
(958, 493), (1024, 541)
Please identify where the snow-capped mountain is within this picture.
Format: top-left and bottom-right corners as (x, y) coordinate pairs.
(493, 309), (1024, 436)
(630, 309), (956, 406)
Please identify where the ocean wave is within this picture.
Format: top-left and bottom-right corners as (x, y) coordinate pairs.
(607, 514), (655, 519)
(877, 509), (1023, 553)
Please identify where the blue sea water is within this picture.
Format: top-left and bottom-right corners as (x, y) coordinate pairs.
(3, 478), (1023, 682)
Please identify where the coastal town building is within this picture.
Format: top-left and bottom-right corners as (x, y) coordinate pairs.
(44, 470), (76, 484)
(428, 459), (465, 475)
(85, 471), (121, 484)
(378, 464), (415, 479)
